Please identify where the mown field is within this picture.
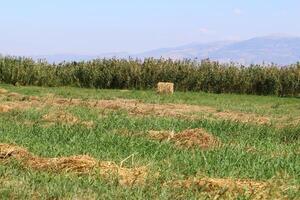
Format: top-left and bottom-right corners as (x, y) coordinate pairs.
(0, 83), (299, 199)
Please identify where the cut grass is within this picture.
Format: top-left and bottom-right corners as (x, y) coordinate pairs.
(1, 83), (300, 115)
(0, 84), (299, 199)
(1, 83), (300, 127)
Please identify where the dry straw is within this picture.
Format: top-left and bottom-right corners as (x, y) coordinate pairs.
(0, 143), (147, 186)
(148, 128), (220, 149)
(0, 88), (8, 94)
(157, 82), (174, 95)
(0, 105), (12, 113)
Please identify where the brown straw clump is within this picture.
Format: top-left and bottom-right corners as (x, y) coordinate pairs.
(0, 144), (96, 173)
(169, 177), (267, 192)
(0, 143), (147, 186)
(42, 111), (94, 128)
(27, 155), (98, 173)
(167, 177), (270, 198)
(98, 161), (148, 186)
(0, 88), (8, 94)
(42, 111), (79, 124)
(0, 143), (30, 159)
(0, 105), (13, 113)
(149, 128), (220, 149)
(6, 92), (23, 99)
(157, 82), (174, 95)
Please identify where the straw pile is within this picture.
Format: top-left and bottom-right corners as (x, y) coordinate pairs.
(148, 128), (220, 149)
(0, 88), (8, 94)
(0, 105), (12, 113)
(167, 177), (271, 198)
(0, 143), (147, 186)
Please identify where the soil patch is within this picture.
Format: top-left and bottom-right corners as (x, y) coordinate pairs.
(0, 143), (147, 186)
(149, 128), (220, 149)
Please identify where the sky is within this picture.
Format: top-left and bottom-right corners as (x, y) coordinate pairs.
(0, 0), (300, 55)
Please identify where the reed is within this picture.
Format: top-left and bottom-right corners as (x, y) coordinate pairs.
(0, 56), (299, 96)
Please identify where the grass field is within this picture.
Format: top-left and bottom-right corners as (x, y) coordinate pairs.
(0, 83), (299, 199)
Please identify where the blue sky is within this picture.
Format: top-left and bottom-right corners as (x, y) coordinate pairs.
(0, 0), (299, 55)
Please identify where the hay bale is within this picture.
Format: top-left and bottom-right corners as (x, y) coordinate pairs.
(157, 82), (174, 95)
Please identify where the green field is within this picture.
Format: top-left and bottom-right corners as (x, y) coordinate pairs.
(0, 83), (299, 199)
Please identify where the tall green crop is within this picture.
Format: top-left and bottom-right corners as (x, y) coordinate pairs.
(0, 56), (299, 96)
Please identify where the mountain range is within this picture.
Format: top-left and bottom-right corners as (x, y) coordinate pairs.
(31, 35), (300, 65)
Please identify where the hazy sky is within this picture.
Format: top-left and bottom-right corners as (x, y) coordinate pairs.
(1, 0), (300, 55)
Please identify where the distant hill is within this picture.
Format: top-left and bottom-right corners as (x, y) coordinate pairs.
(137, 35), (300, 65)
(135, 41), (233, 60)
(208, 36), (300, 65)
(31, 52), (129, 63)
(31, 35), (300, 65)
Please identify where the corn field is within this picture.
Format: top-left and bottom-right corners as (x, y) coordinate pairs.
(0, 56), (299, 96)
